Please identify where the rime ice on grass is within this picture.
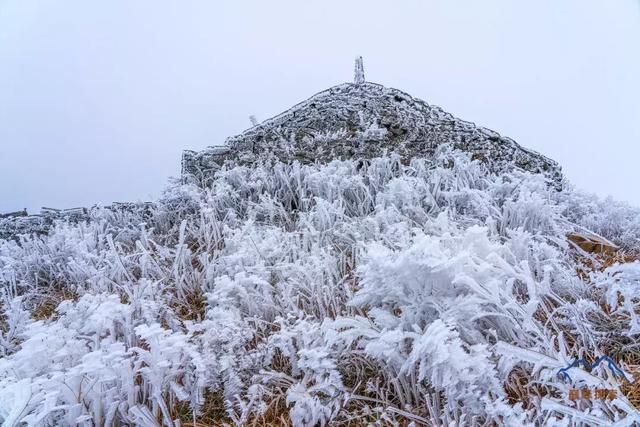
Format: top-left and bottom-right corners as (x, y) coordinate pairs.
(1, 61), (639, 426)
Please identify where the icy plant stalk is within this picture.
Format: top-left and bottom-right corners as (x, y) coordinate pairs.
(0, 146), (639, 425)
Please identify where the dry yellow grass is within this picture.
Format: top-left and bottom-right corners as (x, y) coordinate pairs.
(31, 289), (78, 320)
(621, 366), (640, 409)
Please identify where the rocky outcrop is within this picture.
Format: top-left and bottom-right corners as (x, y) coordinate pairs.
(182, 69), (561, 186)
(3, 61), (564, 241)
(0, 203), (154, 240)
(0, 208), (87, 240)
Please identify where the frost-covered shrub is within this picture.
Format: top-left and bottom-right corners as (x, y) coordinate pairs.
(559, 187), (640, 250)
(0, 146), (639, 426)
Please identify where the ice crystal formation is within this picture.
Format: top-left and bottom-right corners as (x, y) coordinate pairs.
(182, 58), (561, 186)
(1, 59), (640, 426)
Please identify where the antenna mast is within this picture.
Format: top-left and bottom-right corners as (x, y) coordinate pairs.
(354, 56), (365, 84)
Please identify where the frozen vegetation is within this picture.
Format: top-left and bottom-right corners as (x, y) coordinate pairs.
(1, 146), (640, 426)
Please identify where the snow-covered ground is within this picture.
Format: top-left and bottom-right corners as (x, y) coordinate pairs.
(1, 147), (640, 426)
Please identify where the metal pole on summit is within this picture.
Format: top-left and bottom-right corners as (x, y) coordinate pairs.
(354, 56), (365, 84)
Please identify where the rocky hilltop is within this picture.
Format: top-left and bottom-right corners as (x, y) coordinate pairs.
(4, 59), (640, 427)
(182, 58), (561, 185)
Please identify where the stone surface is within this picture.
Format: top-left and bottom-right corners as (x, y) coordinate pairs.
(0, 203), (153, 241)
(2, 76), (564, 240)
(182, 81), (562, 185)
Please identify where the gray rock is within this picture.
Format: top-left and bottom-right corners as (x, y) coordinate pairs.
(182, 81), (561, 186)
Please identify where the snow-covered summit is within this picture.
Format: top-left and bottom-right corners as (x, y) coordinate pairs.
(183, 59), (561, 185)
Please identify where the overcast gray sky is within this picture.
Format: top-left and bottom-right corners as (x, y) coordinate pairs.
(1, 0), (639, 213)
